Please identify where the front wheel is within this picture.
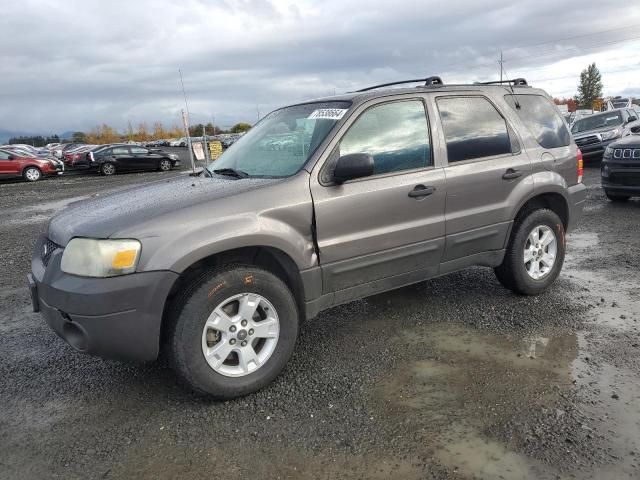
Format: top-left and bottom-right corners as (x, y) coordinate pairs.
(158, 159), (172, 171)
(23, 166), (42, 182)
(494, 209), (565, 295)
(168, 266), (299, 399)
(605, 191), (630, 202)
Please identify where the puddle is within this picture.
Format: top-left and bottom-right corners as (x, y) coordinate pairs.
(376, 323), (579, 478)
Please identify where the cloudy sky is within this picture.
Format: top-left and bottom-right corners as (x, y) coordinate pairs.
(1, 0), (639, 134)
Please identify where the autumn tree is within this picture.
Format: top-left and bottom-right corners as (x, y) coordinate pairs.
(152, 122), (166, 139)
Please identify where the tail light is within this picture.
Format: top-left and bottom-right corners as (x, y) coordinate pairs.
(577, 148), (583, 183)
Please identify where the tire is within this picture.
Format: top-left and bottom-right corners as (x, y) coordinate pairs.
(605, 191), (630, 202)
(168, 265), (299, 399)
(158, 159), (172, 171)
(23, 166), (42, 182)
(101, 163), (116, 176)
(494, 208), (565, 295)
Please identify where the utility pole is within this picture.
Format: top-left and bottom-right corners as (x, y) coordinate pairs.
(256, 104), (260, 122)
(179, 68), (196, 173)
(499, 50), (504, 82)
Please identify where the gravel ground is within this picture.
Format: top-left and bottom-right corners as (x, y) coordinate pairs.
(1, 160), (639, 480)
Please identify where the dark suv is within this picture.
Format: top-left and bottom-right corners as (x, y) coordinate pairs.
(572, 108), (640, 160)
(601, 136), (640, 201)
(29, 77), (586, 399)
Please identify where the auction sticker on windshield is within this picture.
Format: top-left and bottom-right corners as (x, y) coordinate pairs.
(308, 109), (348, 120)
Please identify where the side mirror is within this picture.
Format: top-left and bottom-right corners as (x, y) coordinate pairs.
(628, 116), (638, 123)
(333, 153), (374, 184)
(7, 155), (15, 160)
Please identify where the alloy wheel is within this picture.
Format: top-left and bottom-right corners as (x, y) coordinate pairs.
(201, 293), (280, 377)
(524, 225), (557, 280)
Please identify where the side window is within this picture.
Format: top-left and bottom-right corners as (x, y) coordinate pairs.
(340, 100), (430, 175)
(437, 96), (513, 163)
(112, 147), (129, 155)
(0, 150), (10, 160)
(504, 95), (571, 149)
(130, 147), (148, 154)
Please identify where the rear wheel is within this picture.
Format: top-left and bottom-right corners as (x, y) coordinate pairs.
(605, 191), (630, 202)
(495, 209), (565, 295)
(23, 167), (42, 182)
(168, 265), (299, 399)
(101, 163), (116, 176)
(159, 159), (172, 171)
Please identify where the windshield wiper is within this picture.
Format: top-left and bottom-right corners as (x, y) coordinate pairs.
(212, 168), (250, 179)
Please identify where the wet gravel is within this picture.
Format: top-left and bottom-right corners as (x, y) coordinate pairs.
(1, 164), (639, 479)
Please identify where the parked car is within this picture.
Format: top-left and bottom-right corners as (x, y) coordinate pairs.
(88, 144), (180, 175)
(0, 148), (62, 181)
(601, 136), (640, 201)
(170, 137), (188, 147)
(2, 145), (65, 172)
(64, 145), (98, 168)
(571, 108), (640, 160)
(29, 76), (586, 399)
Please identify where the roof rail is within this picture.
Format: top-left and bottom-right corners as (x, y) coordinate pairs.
(474, 78), (528, 86)
(355, 76), (443, 93)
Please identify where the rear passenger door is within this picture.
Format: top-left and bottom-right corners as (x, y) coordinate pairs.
(432, 95), (533, 264)
(111, 146), (132, 170)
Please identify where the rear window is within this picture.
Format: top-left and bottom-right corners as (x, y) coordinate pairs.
(505, 95), (571, 149)
(436, 96), (513, 163)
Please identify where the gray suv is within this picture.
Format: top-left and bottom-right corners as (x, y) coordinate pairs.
(28, 77), (587, 398)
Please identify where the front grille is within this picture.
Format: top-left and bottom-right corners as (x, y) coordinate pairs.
(41, 238), (61, 267)
(611, 173), (640, 186)
(612, 148), (640, 160)
(575, 135), (600, 147)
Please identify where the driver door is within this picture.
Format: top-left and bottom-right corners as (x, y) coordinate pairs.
(310, 97), (446, 301)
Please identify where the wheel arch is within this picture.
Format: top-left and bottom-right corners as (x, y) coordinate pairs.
(513, 190), (569, 231)
(160, 245), (307, 350)
(22, 164), (42, 176)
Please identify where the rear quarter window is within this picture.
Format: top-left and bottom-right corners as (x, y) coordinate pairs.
(505, 95), (570, 149)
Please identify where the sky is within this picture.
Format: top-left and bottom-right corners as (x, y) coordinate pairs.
(1, 0), (640, 134)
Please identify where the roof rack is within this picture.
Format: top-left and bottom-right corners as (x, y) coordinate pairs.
(355, 76), (443, 93)
(474, 78), (528, 86)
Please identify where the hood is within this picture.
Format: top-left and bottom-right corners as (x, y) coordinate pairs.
(48, 174), (280, 245)
(609, 135), (640, 148)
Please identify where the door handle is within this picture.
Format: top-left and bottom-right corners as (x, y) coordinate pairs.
(408, 184), (435, 198)
(502, 168), (522, 180)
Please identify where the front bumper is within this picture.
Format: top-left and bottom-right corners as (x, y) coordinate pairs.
(567, 183), (587, 232)
(601, 159), (640, 196)
(30, 235), (178, 361)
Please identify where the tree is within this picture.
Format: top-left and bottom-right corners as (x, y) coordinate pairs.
(230, 122), (252, 133)
(72, 131), (86, 143)
(152, 122), (166, 139)
(576, 63), (603, 110)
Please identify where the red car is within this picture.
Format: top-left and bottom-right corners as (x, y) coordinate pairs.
(0, 148), (60, 182)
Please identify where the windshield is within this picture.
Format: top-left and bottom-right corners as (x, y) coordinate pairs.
(207, 101), (351, 178)
(572, 111), (623, 133)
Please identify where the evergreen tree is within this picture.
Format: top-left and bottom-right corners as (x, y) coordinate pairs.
(575, 63), (603, 110)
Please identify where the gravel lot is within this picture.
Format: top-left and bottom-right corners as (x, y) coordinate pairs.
(1, 158), (639, 480)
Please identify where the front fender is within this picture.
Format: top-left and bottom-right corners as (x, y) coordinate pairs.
(142, 214), (317, 273)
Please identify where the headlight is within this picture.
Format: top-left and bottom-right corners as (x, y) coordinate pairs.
(602, 128), (622, 141)
(604, 146), (614, 158)
(61, 238), (141, 277)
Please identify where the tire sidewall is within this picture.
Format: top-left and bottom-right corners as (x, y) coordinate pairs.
(511, 210), (565, 294)
(171, 267), (298, 398)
